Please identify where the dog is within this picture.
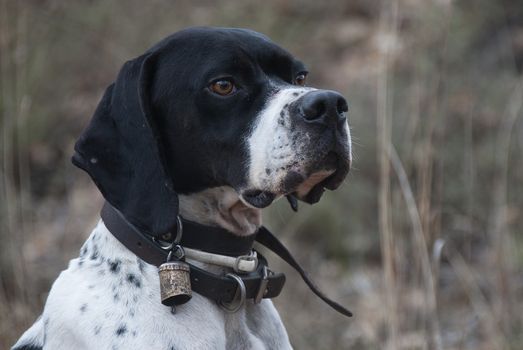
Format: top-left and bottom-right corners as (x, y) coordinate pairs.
(12, 27), (352, 350)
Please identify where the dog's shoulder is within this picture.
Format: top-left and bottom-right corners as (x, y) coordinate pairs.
(14, 221), (291, 349)
(49, 221), (230, 348)
(14, 221), (292, 349)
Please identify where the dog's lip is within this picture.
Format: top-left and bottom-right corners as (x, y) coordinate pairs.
(293, 151), (350, 204)
(293, 169), (336, 199)
(239, 190), (276, 209)
(294, 167), (346, 204)
(239, 150), (350, 208)
(240, 152), (350, 209)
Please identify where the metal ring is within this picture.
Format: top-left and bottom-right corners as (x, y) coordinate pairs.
(172, 245), (185, 260)
(219, 273), (246, 313)
(155, 239), (174, 251)
(153, 216), (183, 251)
(165, 245), (185, 262)
(173, 216), (183, 244)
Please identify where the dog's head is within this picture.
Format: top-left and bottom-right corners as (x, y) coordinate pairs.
(73, 27), (351, 236)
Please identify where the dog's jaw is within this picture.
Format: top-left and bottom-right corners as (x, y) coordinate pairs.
(178, 186), (262, 236)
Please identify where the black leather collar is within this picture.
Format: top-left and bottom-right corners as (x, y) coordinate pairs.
(101, 202), (352, 317)
(164, 218), (256, 257)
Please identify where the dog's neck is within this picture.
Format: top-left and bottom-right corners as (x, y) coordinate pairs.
(178, 186), (261, 236)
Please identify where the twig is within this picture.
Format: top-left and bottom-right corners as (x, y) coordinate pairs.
(376, 0), (399, 348)
(388, 144), (443, 350)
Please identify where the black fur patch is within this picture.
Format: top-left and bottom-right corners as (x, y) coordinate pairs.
(126, 273), (141, 288)
(90, 244), (99, 260)
(108, 259), (121, 273)
(115, 324), (127, 336)
(80, 246), (88, 257)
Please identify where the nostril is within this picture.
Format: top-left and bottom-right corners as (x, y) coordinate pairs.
(313, 100), (326, 118)
(337, 98), (348, 114)
(301, 97), (326, 121)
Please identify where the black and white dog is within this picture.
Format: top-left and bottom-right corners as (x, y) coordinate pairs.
(13, 27), (351, 350)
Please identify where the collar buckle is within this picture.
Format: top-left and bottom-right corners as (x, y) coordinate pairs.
(254, 265), (270, 304)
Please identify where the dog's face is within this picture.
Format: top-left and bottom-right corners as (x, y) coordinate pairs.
(73, 27), (351, 235)
(152, 28), (351, 205)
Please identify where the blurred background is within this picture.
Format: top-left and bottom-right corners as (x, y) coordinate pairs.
(1, 0), (522, 349)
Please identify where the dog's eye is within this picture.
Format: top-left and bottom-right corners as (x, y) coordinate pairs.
(210, 79), (236, 96)
(295, 73), (307, 86)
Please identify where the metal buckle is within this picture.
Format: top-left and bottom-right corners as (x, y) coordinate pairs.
(220, 273), (246, 313)
(233, 251), (258, 273)
(254, 265), (269, 304)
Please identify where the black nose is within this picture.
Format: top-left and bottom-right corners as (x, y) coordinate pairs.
(299, 90), (348, 127)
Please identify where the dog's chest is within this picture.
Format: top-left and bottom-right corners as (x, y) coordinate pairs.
(37, 221), (291, 350)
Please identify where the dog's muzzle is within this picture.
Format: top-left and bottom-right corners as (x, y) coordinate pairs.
(242, 88), (351, 209)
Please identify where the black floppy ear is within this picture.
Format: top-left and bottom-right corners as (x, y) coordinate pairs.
(72, 53), (178, 237)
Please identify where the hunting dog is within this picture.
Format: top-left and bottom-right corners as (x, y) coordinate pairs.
(13, 27), (352, 350)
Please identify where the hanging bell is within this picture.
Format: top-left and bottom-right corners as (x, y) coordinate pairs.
(158, 247), (192, 307)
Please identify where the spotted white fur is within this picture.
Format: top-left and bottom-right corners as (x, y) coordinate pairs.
(13, 220), (291, 350)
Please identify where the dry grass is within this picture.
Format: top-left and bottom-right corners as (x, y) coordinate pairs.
(1, 0), (522, 349)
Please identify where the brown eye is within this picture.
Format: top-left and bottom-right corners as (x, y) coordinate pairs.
(210, 79), (236, 96)
(295, 73), (307, 86)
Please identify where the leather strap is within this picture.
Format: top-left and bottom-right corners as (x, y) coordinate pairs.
(190, 254), (285, 303)
(180, 220), (256, 257)
(101, 202), (352, 316)
(256, 227), (353, 317)
(101, 202), (285, 303)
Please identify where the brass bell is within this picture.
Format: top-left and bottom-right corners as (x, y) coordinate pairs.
(158, 254), (192, 307)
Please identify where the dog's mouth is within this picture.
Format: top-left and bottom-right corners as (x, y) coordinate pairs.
(240, 151), (350, 209)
